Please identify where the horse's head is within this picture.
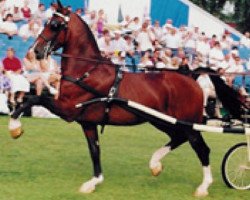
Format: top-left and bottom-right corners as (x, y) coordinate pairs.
(33, 0), (70, 59)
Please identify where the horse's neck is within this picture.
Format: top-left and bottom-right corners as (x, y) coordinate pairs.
(62, 14), (102, 75)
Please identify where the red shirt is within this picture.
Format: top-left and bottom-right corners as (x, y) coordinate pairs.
(21, 7), (31, 19)
(3, 57), (22, 72)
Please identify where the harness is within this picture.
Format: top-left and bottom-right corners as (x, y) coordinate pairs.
(61, 65), (124, 132)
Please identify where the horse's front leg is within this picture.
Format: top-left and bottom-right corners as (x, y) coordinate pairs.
(9, 96), (42, 139)
(79, 123), (104, 193)
(9, 96), (56, 139)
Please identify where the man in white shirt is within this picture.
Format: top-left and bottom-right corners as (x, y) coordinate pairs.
(208, 41), (224, 71)
(45, 3), (56, 19)
(111, 30), (127, 53)
(136, 22), (155, 52)
(18, 19), (42, 40)
(164, 28), (180, 56)
(0, 13), (18, 39)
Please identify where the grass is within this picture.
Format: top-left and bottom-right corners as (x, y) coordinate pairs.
(0, 116), (249, 200)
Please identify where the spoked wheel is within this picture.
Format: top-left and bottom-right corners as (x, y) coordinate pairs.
(221, 142), (250, 190)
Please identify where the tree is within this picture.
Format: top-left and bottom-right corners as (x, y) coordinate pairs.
(189, 0), (250, 32)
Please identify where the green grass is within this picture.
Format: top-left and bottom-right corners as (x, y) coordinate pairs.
(0, 116), (249, 200)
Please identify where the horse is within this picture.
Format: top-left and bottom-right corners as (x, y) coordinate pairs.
(8, 0), (246, 197)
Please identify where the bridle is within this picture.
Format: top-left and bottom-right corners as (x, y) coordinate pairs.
(35, 11), (70, 58)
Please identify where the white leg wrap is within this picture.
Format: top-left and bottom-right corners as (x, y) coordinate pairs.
(8, 118), (21, 130)
(149, 146), (171, 169)
(79, 174), (104, 193)
(194, 166), (213, 197)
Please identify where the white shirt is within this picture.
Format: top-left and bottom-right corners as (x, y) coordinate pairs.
(196, 41), (210, 57)
(209, 47), (224, 67)
(111, 37), (127, 52)
(0, 21), (18, 32)
(240, 36), (250, 48)
(136, 31), (154, 51)
(164, 34), (180, 49)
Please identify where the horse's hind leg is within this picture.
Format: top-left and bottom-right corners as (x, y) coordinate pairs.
(149, 127), (187, 176)
(79, 123), (104, 193)
(187, 130), (213, 197)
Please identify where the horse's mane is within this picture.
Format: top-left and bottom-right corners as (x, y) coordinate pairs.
(73, 13), (111, 63)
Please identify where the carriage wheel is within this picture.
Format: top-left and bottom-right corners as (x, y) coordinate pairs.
(221, 142), (250, 190)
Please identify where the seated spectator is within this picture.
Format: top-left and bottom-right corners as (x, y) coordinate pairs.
(240, 31), (250, 48)
(33, 3), (46, 22)
(18, 18), (42, 40)
(40, 56), (60, 99)
(0, 13), (18, 39)
(0, 64), (11, 114)
(166, 56), (180, 69)
(209, 41), (224, 71)
(45, 3), (56, 20)
(12, 6), (24, 22)
(111, 30), (127, 54)
(97, 29), (113, 58)
(178, 56), (191, 75)
(21, 0), (32, 20)
(138, 50), (153, 71)
(23, 50), (58, 96)
(2, 47), (30, 108)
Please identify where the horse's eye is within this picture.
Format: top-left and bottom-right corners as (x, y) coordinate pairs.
(50, 20), (61, 31)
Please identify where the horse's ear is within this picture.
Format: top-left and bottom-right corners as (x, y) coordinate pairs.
(57, 0), (63, 10)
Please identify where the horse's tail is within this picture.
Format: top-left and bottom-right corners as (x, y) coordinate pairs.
(209, 74), (248, 119)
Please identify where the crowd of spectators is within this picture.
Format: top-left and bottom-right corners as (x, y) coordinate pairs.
(0, 0), (250, 116)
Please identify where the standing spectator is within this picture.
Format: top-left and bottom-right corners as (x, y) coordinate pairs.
(111, 30), (127, 54)
(96, 9), (107, 37)
(164, 28), (181, 56)
(2, 48), (30, 107)
(151, 20), (163, 41)
(127, 17), (140, 32)
(97, 29), (113, 58)
(0, 13), (18, 39)
(136, 22), (155, 52)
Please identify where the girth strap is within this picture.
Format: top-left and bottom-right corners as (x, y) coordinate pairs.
(61, 75), (105, 97)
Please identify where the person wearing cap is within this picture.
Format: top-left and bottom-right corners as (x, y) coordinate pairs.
(2, 47), (30, 107)
(111, 30), (127, 55)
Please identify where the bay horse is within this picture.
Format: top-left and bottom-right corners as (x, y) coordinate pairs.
(8, 0), (245, 197)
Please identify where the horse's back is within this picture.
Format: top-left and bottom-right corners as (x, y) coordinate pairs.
(119, 71), (203, 123)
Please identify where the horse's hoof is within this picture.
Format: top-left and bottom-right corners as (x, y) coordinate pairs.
(10, 127), (23, 139)
(8, 118), (23, 139)
(150, 162), (163, 176)
(193, 190), (209, 198)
